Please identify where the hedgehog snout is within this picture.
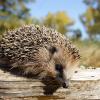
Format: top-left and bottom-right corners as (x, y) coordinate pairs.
(55, 64), (69, 88)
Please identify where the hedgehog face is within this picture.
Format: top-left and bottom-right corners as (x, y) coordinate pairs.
(36, 45), (79, 88)
(33, 46), (68, 88)
(22, 45), (77, 88)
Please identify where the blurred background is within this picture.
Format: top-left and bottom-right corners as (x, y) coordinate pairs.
(0, 0), (100, 67)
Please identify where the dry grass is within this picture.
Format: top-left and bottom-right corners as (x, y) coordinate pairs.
(73, 40), (100, 67)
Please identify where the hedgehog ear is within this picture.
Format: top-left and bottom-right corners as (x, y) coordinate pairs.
(49, 46), (57, 54)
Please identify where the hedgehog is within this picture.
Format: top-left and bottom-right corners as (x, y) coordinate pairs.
(0, 24), (80, 94)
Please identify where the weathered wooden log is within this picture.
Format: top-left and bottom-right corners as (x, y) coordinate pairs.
(0, 68), (100, 100)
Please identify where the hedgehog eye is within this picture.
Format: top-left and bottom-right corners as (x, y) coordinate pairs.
(49, 46), (57, 54)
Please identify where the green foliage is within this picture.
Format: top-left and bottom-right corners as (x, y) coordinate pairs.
(0, 0), (37, 34)
(72, 29), (82, 40)
(42, 12), (74, 34)
(80, 0), (100, 39)
(0, 1), (74, 36)
(0, 0), (35, 18)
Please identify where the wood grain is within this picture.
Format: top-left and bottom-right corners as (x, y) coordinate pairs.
(0, 68), (100, 100)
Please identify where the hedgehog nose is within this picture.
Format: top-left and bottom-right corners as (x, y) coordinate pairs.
(62, 81), (69, 88)
(55, 64), (69, 88)
(56, 76), (69, 88)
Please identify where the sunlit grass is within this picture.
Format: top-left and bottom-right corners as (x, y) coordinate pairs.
(73, 40), (100, 67)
